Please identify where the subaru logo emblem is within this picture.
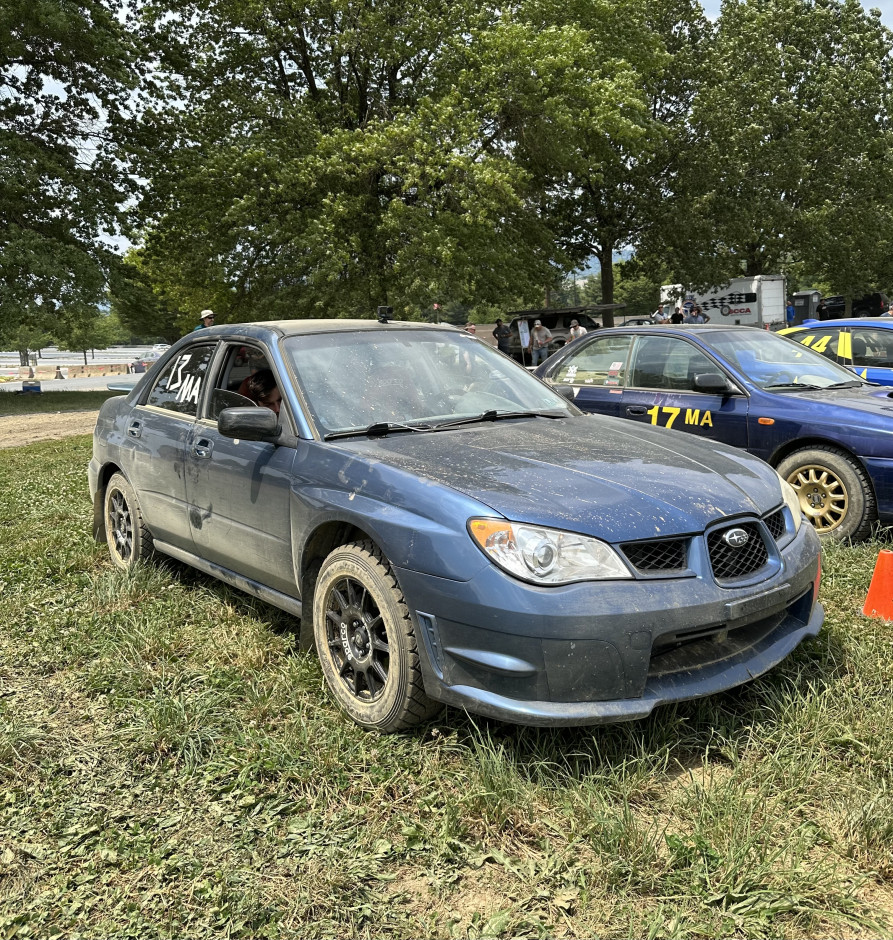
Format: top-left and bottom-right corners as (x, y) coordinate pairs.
(722, 527), (750, 549)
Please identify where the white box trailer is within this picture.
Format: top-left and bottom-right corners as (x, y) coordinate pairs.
(661, 275), (787, 329)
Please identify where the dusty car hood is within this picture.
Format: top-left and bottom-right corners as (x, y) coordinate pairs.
(335, 414), (782, 539)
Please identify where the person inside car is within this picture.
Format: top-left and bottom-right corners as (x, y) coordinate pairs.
(239, 368), (282, 415)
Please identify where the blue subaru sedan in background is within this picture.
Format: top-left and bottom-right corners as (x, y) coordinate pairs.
(780, 318), (893, 386)
(90, 320), (822, 732)
(537, 324), (893, 542)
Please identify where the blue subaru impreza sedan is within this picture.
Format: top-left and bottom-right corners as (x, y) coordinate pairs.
(780, 317), (893, 386)
(90, 320), (822, 731)
(537, 325), (893, 543)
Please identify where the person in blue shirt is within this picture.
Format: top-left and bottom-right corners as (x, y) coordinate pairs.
(193, 309), (215, 331)
(786, 300), (796, 325)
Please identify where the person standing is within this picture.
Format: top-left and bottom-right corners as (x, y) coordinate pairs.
(652, 304), (668, 324)
(786, 299), (796, 326)
(193, 309), (215, 331)
(568, 319), (587, 342)
(670, 307), (684, 324)
(528, 319), (553, 365)
(464, 322), (477, 334)
(492, 318), (511, 354)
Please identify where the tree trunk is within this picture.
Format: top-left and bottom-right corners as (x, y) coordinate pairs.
(83, 350), (88, 366)
(18, 349), (29, 367)
(598, 248), (616, 327)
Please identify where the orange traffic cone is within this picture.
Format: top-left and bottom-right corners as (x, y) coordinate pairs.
(862, 550), (893, 619)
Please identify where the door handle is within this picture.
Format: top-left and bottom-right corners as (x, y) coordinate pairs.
(626, 406), (648, 415)
(192, 439), (214, 459)
(127, 421), (142, 438)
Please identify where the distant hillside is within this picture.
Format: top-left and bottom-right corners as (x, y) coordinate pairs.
(577, 249), (633, 277)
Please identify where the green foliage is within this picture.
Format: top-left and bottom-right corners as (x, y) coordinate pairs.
(110, 249), (195, 343)
(510, 0), (712, 318)
(664, 0), (893, 292)
(6, 0), (893, 339)
(127, 0), (563, 327)
(0, 0), (140, 339)
(612, 258), (665, 318)
(0, 436), (892, 935)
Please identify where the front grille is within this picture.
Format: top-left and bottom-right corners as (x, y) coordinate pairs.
(764, 509), (785, 541)
(707, 522), (769, 580)
(622, 538), (688, 573)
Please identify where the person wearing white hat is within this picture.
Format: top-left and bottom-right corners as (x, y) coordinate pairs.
(193, 309), (216, 331)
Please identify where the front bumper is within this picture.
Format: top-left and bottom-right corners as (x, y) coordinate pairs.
(396, 523), (822, 726)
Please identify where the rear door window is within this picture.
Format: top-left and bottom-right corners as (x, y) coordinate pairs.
(789, 327), (850, 364)
(553, 334), (633, 386)
(144, 345), (216, 416)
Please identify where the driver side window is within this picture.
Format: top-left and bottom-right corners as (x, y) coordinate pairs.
(629, 336), (717, 391)
(206, 344), (284, 421)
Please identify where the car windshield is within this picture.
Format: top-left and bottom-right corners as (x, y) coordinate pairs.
(704, 330), (866, 390)
(282, 328), (575, 435)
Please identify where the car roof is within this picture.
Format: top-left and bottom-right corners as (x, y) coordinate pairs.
(592, 324), (757, 334)
(787, 318), (893, 329)
(192, 319), (461, 339)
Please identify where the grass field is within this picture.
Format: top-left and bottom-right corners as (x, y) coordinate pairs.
(0, 391), (121, 416)
(1, 434), (891, 938)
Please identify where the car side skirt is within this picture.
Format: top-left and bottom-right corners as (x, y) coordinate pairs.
(154, 539), (303, 618)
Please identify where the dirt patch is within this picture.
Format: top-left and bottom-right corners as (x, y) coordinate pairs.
(0, 411), (98, 449)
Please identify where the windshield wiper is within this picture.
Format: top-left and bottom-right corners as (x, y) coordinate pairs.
(826, 380), (864, 388)
(324, 421), (433, 440)
(764, 382), (824, 390)
(432, 410), (568, 431)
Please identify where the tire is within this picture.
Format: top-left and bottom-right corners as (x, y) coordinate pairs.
(103, 472), (155, 570)
(776, 446), (876, 542)
(312, 541), (442, 731)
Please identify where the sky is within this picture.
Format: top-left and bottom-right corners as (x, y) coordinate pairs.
(701, 0), (893, 24)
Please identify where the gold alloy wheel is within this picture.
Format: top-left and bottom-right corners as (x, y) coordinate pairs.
(785, 463), (848, 533)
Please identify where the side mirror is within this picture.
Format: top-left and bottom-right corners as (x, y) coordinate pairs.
(553, 384), (577, 401)
(218, 406), (281, 442)
(693, 372), (736, 394)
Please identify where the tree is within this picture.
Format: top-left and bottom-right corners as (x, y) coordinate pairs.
(497, 0), (712, 324)
(127, 0), (569, 326)
(666, 0), (893, 298)
(52, 305), (121, 364)
(109, 248), (201, 343)
(0, 1), (140, 341)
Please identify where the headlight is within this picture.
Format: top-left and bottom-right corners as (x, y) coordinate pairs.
(778, 473), (803, 533)
(468, 518), (632, 585)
